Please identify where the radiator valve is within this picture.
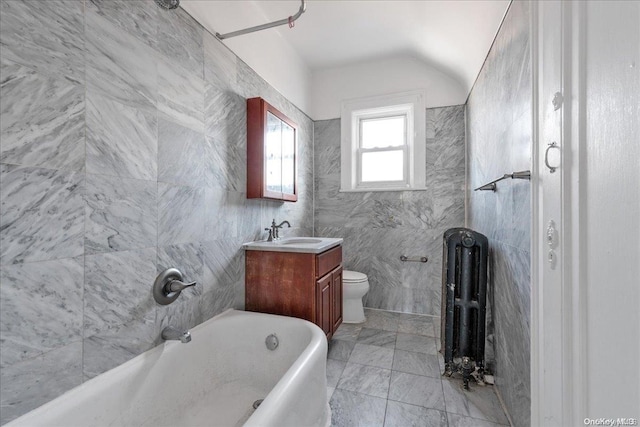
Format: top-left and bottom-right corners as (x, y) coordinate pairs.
(462, 357), (473, 390)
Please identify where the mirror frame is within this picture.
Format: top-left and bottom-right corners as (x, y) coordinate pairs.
(247, 97), (298, 202)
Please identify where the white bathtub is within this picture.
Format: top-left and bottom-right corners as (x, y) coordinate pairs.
(7, 309), (330, 427)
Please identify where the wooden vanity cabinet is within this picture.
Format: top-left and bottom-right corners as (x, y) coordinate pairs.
(245, 246), (343, 339)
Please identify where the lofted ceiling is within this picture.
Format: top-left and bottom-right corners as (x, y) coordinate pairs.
(182, 0), (510, 117)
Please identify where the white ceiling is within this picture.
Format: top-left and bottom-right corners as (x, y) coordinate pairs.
(185, 0), (509, 93)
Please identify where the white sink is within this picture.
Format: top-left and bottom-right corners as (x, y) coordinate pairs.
(278, 238), (323, 245)
(242, 237), (343, 254)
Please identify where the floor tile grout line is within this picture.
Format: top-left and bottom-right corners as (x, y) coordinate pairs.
(332, 385), (388, 403)
(445, 412), (511, 427)
(389, 368), (446, 380)
(382, 398), (390, 426)
(382, 342), (399, 427)
(385, 394), (446, 411)
(339, 356), (446, 380)
(438, 369), (450, 426)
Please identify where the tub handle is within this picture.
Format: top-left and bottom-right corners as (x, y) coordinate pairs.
(167, 280), (196, 293)
(153, 268), (197, 305)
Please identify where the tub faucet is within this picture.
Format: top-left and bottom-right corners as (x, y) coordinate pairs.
(161, 326), (191, 343)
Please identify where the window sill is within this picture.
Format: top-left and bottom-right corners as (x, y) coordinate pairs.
(339, 187), (428, 193)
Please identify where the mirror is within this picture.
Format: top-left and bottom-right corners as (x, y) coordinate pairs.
(266, 112), (283, 194)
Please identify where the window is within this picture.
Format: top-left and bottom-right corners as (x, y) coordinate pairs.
(341, 91), (426, 191)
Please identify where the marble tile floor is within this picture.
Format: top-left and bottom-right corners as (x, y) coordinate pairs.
(327, 308), (511, 427)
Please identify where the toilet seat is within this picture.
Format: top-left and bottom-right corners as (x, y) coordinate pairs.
(343, 270), (368, 283)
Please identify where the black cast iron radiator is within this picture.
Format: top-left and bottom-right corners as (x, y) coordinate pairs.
(440, 227), (488, 389)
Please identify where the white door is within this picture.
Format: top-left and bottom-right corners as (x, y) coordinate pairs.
(579, 0), (639, 419)
(533, 1), (640, 425)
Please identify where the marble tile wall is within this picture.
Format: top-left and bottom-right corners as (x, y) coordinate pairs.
(466, 1), (532, 425)
(0, 1), (313, 424)
(314, 105), (465, 316)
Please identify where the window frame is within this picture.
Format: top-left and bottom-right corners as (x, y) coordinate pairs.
(341, 91), (426, 192)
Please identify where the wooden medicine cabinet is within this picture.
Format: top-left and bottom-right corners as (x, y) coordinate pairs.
(247, 97), (298, 202)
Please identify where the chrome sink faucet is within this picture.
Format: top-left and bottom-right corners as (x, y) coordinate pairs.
(265, 219), (291, 241)
(161, 326), (191, 343)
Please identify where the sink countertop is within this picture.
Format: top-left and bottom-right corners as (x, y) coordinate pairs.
(242, 237), (343, 254)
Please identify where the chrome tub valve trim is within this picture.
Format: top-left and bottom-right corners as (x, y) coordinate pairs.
(153, 268), (196, 305)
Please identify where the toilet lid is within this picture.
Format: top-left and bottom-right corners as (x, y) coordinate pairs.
(343, 270), (368, 283)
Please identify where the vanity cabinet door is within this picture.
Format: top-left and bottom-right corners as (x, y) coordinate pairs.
(316, 274), (332, 337)
(247, 97), (298, 202)
(316, 266), (343, 339)
(331, 266), (343, 332)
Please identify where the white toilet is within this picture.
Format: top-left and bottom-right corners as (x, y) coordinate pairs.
(342, 270), (370, 323)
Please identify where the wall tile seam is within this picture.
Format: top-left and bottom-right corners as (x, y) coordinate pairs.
(0, 248), (87, 268)
(0, 161), (87, 176)
(155, 179), (215, 192)
(0, 251), (88, 268)
(84, 245), (158, 257)
(85, 172), (157, 185)
(311, 121), (315, 236)
(81, 0), (89, 387)
(0, 335), (85, 371)
(0, 55), (85, 87)
(199, 26), (207, 142)
(153, 31), (162, 322)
